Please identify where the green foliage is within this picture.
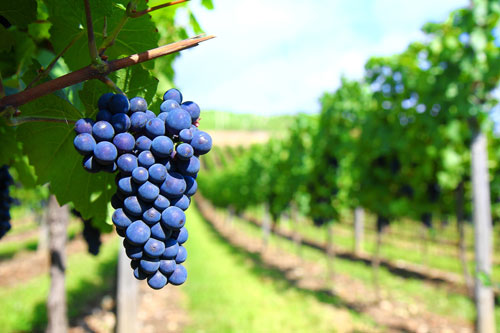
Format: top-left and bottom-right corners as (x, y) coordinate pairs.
(0, 0), (212, 229)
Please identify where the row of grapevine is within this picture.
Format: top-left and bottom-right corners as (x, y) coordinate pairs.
(198, 2), (499, 331)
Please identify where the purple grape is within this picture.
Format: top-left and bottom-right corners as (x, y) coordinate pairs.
(180, 101), (200, 121)
(130, 112), (148, 131)
(98, 92), (114, 110)
(130, 97), (148, 112)
(145, 110), (156, 120)
(162, 238), (179, 259)
(135, 135), (152, 152)
(151, 222), (169, 241)
(163, 88), (183, 104)
(111, 113), (131, 133)
(134, 266), (148, 280)
(74, 118), (94, 134)
(113, 133), (135, 153)
(126, 220), (151, 245)
(159, 259), (176, 275)
(117, 154), (138, 174)
(153, 195), (170, 211)
(161, 206), (186, 230)
(172, 227), (188, 244)
(109, 94), (130, 114)
(118, 177), (138, 196)
(143, 207), (161, 225)
(96, 109), (113, 122)
(171, 195), (190, 211)
(175, 156), (200, 176)
(140, 256), (160, 274)
(160, 99), (180, 113)
(184, 176), (197, 197)
(175, 245), (187, 264)
(138, 181), (160, 202)
(191, 130), (212, 155)
(124, 240), (143, 259)
(94, 141), (117, 165)
(147, 271), (167, 289)
(175, 143), (194, 160)
(148, 164), (167, 184)
(82, 156), (100, 173)
(179, 129), (193, 143)
(138, 151), (155, 168)
(145, 118), (165, 138)
(123, 196), (147, 216)
(165, 108), (191, 135)
(112, 208), (132, 229)
(169, 264), (187, 285)
(144, 238), (166, 258)
(160, 172), (186, 198)
(151, 136), (174, 158)
(74, 133), (96, 155)
(132, 167), (149, 184)
(92, 121), (115, 141)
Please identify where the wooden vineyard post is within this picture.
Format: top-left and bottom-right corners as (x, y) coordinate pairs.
(116, 246), (138, 333)
(46, 195), (69, 333)
(354, 206), (364, 255)
(471, 131), (495, 333)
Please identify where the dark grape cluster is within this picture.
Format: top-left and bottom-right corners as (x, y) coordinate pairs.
(0, 166), (14, 239)
(72, 209), (102, 256)
(73, 88), (212, 289)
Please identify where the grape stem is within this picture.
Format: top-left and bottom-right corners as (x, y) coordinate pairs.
(99, 76), (125, 95)
(129, 0), (190, 18)
(0, 35), (214, 110)
(26, 30), (85, 89)
(83, 0), (101, 65)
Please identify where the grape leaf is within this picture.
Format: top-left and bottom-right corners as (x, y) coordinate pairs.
(0, 26), (15, 52)
(110, 64), (159, 102)
(45, 0), (159, 72)
(17, 94), (115, 222)
(0, 117), (21, 166)
(0, 0), (37, 29)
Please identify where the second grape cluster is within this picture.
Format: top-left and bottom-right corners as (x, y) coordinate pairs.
(73, 88), (212, 289)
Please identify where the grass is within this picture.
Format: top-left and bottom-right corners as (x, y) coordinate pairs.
(182, 207), (377, 333)
(220, 208), (500, 331)
(0, 237), (119, 332)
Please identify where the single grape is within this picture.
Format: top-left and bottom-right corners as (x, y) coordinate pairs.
(96, 109), (113, 122)
(140, 256), (160, 274)
(163, 88), (183, 104)
(165, 108), (191, 135)
(124, 240), (143, 260)
(123, 196), (146, 216)
(138, 181), (160, 202)
(151, 136), (174, 158)
(126, 220), (151, 245)
(175, 156), (200, 176)
(97, 92), (114, 110)
(130, 112), (148, 132)
(180, 101), (201, 121)
(143, 207), (161, 225)
(118, 177), (138, 196)
(74, 118), (94, 134)
(168, 264), (187, 285)
(160, 99), (180, 113)
(117, 153), (138, 174)
(157, 112), (168, 121)
(184, 176), (197, 197)
(94, 141), (118, 165)
(138, 151), (155, 168)
(190, 130), (212, 155)
(160, 172), (186, 198)
(153, 195), (170, 211)
(135, 135), (152, 152)
(175, 245), (187, 264)
(109, 94), (130, 114)
(147, 271), (167, 289)
(130, 97), (148, 112)
(171, 195), (190, 211)
(162, 238), (179, 259)
(144, 238), (166, 258)
(113, 133), (135, 153)
(148, 164), (167, 184)
(111, 113), (131, 133)
(145, 118), (165, 138)
(161, 206), (186, 230)
(150, 222), (169, 241)
(145, 110), (156, 120)
(74, 133), (96, 156)
(175, 143), (194, 160)
(92, 121), (115, 142)
(172, 227), (188, 244)
(159, 259), (176, 275)
(179, 129), (193, 143)
(132, 167), (149, 184)
(134, 266), (148, 280)
(112, 208), (132, 229)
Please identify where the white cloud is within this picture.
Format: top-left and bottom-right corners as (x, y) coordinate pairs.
(173, 0), (468, 115)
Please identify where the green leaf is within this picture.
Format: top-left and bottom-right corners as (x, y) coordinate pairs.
(78, 80), (112, 117)
(201, 0), (214, 10)
(110, 64), (159, 103)
(189, 11), (204, 34)
(0, 26), (15, 52)
(0, 117), (21, 166)
(45, 0), (159, 71)
(17, 94), (115, 222)
(0, 0), (37, 28)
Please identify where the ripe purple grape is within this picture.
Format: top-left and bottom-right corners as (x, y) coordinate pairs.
(130, 97), (148, 113)
(147, 271), (167, 289)
(190, 130), (212, 155)
(168, 264), (187, 285)
(166, 108), (191, 135)
(176, 143), (194, 160)
(109, 94), (130, 114)
(94, 141), (118, 165)
(74, 133), (96, 155)
(111, 113), (131, 133)
(161, 206), (186, 230)
(163, 88), (183, 104)
(175, 245), (187, 264)
(113, 133), (135, 153)
(92, 121), (115, 141)
(151, 136), (173, 158)
(117, 153), (138, 174)
(180, 101), (201, 121)
(126, 220), (151, 245)
(74, 118), (94, 134)
(144, 238), (166, 258)
(145, 118), (165, 138)
(132, 167), (149, 184)
(160, 172), (186, 198)
(160, 99), (180, 113)
(162, 238), (179, 259)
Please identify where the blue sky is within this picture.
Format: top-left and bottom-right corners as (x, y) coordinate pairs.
(173, 0), (468, 115)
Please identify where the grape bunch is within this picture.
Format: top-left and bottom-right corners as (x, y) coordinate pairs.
(72, 209), (102, 256)
(0, 165), (14, 239)
(73, 88), (212, 289)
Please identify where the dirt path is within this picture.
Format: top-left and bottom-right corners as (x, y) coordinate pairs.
(196, 196), (472, 333)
